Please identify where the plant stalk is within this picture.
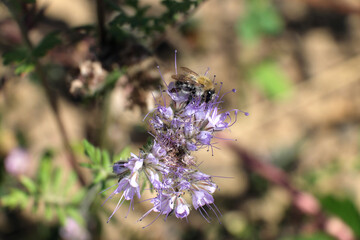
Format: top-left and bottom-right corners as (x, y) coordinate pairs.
(9, 2), (87, 186)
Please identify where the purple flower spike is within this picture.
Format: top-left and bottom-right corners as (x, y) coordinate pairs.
(105, 51), (247, 225)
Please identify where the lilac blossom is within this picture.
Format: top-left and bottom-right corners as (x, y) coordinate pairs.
(105, 51), (248, 225)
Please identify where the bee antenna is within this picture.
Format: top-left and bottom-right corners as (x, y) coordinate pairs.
(174, 50), (178, 75)
(157, 66), (168, 88)
(204, 67), (210, 76)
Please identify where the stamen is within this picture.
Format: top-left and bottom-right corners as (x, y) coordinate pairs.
(219, 89), (236, 101)
(208, 204), (222, 224)
(157, 66), (168, 88)
(142, 212), (163, 228)
(200, 205), (212, 221)
(212, 203), (223, 218)
(174, 50), (178, 75)
(161, 88), (166, 107)
(198, 207), (211, 223)
(138, 206), (156, 222)
(204, 67), (210, 76)
(125, 199), (133, 218)
(143, 109), (155, 122)
(107, 194), (125, 223)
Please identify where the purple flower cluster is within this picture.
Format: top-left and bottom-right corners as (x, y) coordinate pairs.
(105, 52), (248, 225)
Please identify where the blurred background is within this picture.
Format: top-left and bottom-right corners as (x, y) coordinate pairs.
(1, 0), (360, 239)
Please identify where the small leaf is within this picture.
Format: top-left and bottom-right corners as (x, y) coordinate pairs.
(280, 232), (334, 240)
(79, 162), (95, 169)
(102, 69), (122, 93)
(102, 150), (111, 167)
(114, 146), (131, 162)
(20, 176), (37, 194)
(33, 32), (61, 58)
(83, 139), (95, 161)
(56, 206), (67, 225)
(39, 153), (52, 190)
(94, 148), (102, 164)
(71, 188), (86, 204)
(44, 203), (54, 220)
(93, 171), (107, 184)
(2, 46), (29, 65)
(53, 168), (63, 192)
(249, 60), (292, 100)
(1, 189), (28, 208)
(64, 172), (77, 195)
(65, 207), (85, 226)
(236, 0), (283, 45)
(14, 62), (35, 75)
(320, 195), (360, 237)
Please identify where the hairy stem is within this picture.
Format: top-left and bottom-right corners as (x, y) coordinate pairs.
(224, 139), (354, 240)
(9, 2), (86, 186)
(96, 0), (106, 47)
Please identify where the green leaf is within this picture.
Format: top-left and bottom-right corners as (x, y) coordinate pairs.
(1, 189), (29, 208)
(71, 188), (86, 204)
(115, 146), (131, 162)
(105, 0), (122, 11)
(280, 232), (334, 240)
(249, 60), (292, 100)
(53, 168), (63, 192)
(93, 171), (107, 184)
(64, 171), (77, 195)
(56, 205), (67, 225)
(236, 0), (283, 44)
(236, 14), (260, 44)
(79, 162), (94, 169)
(94, 148), (102, 164)
(38, 153), (53, 190)
(102, 150), (111, 167)
(2, 47), (35, 75)
(258, 5), (283, 35)
(20, 176), (37, 194)
(14, 62), (35, 75)
(44, 203), (54, 220)
(2, 46), (30, 65)
(320, 195), (360, 237)
(104, 69), (122, 89)
(83, 139), (96, 161)
(65, 207), (85, 226)
(33, 32), (61, 58)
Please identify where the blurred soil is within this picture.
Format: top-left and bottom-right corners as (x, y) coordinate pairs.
(1, 0), (360, 239)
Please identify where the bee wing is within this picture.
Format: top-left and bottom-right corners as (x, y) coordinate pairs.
(180, 67), (199, 77)
(171, 74), (188, 81)
(171, 73), (198, 83)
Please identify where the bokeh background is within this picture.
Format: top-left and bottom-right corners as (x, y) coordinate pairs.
(1, 0), (360, 240)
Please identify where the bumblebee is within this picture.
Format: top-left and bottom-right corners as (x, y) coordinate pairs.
(171, 67), (215, 103)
